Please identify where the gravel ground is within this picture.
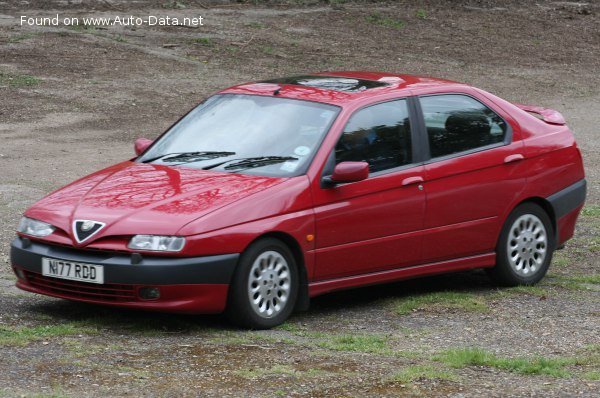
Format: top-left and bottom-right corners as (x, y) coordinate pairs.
(0, 0), (598, 396)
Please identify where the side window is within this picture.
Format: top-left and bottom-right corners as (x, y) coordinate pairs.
(420, 95), (508, 158)
(335, 100), (412, 173)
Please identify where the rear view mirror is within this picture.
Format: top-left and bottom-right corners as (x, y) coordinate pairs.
(323, 161), (369, 186)
(134, 138), (153, 156)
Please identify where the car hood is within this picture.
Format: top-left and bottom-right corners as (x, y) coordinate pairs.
(25, 161), (286, 245)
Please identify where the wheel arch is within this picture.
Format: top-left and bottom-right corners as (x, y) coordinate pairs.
(504, 196), (557, 244)
(244, 231), (310, 312)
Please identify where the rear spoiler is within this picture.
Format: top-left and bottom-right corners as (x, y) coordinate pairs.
(513, 103), (566, 125)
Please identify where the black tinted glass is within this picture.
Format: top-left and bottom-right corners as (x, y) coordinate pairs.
(420, 95), (508, 158)
(262, 76), (389, 92)
(335, 100), (412, 173)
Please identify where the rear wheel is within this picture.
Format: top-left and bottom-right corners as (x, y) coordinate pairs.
(226, 238), (298, 329)
(487, 203), (554, 286)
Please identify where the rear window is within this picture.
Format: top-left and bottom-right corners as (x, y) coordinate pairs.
(420, 94), (508, 158)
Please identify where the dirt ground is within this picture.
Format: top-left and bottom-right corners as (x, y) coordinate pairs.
(0, 0), (599, 396)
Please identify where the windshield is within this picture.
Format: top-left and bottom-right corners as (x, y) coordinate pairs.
(138, 94), (340, 177)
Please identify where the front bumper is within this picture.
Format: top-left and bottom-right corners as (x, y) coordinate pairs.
(10, 237), (239, 314)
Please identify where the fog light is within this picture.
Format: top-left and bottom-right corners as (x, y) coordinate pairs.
(14, 268), (26, 280)
(138, 287), (160, 300)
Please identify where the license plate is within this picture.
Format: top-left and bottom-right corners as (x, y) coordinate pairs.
(42, 258), (104, 284)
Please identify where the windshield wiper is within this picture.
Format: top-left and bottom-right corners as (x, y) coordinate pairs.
(141, 151), (236, 164)
(203, 156), (298, 171)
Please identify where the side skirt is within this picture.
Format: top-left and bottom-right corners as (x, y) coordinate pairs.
(308, 252), (496, 298)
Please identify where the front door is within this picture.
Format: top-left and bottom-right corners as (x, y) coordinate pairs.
(312, 98), (426, 281)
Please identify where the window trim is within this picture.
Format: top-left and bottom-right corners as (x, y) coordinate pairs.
(415, 93), (513, 164)
(321, 97), (423, 185)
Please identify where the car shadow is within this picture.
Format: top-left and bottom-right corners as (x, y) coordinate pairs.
(307, 269), (495, 315)
(22, 269), (496, 333)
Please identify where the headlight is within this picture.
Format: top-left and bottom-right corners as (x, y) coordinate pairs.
(128, 235), (185, 252)
(17, 217), (55, 237)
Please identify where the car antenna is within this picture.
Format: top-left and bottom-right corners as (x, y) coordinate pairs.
(273, 87), (281, 95)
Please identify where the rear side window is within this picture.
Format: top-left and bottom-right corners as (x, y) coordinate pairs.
(335, 99), (412, 173)
(420, 95), (508, 158)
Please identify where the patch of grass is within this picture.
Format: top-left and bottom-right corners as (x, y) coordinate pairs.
(317, 333), (389, 354)
(365, 13), (404, 29)
(9, 32), (38, 42)
(581, 205), (600, 217)
(552, 251), (570, 267)
(275, 322), (302, 333)
(393, 291), (488, 315)
(114, 34), (127, 43)
(435, 348), (573, 377)
(263, 46), (274, 54)
(504, 285), (548, 297)
(250, 22), (266, 29)
(0, 323), (97, 347)
(546, 275), (597, 291)
(0, 72), (42, 88)
(567, 274), (600, 284)
(191, 37), (211, 45)
(388, 364), (457, 384)
(582, 371), (600, 380)
(162, 0), (186, 9)
(415, 9), (427, 19)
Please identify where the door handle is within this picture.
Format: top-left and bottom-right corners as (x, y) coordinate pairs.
(402, 176), (424, 186)
(504, 154), (524, 164)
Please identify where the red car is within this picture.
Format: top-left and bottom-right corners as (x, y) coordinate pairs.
(11, 72), (586, 328)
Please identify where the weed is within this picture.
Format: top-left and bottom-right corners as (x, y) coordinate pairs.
(191, 37), (211, 45)
(393, 291), (488, 315)
(366, 13), (404, 29)
(275, 322), (302, 333)
(504, 285), (548, 297)
(0, 323), (97, 347)
(9, 33), (38, 43)
(388, 364), (456, 384)
(546, 275), (596, 291)
(567, 274), (600, 284)
(581, 205), (600, 217)
(415, 9), (427, 19)
(114, 35), (127, 43)
(552, 251), (570, 267)
(435, 348), (573, 377)
(162, 0), (186, 9)
(0, 72), (42, 88)
(582, 371), (600, 380)
(317, 333), (389, 354)
(250, 22), (266, 29)
(263, 46), (274, 54)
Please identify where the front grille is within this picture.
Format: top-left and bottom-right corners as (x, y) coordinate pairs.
(24, 271), (137, 302)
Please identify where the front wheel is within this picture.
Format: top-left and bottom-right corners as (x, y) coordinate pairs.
(487, 203), (555, 286)
(226, 238), (298, 329)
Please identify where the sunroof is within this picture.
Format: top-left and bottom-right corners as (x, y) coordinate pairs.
(261, 75), (390, 92)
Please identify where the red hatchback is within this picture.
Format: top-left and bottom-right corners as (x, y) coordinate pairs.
(11, 72), (586, 328)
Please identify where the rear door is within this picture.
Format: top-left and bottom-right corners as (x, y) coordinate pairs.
(312, 98), (426, 280)
(417, 93), (527, 263)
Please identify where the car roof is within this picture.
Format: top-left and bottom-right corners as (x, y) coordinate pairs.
(219, 71), (470, 106)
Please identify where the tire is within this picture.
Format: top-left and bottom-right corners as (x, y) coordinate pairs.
(226, 238), (298, 329)
(487, 203), (555, 286)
